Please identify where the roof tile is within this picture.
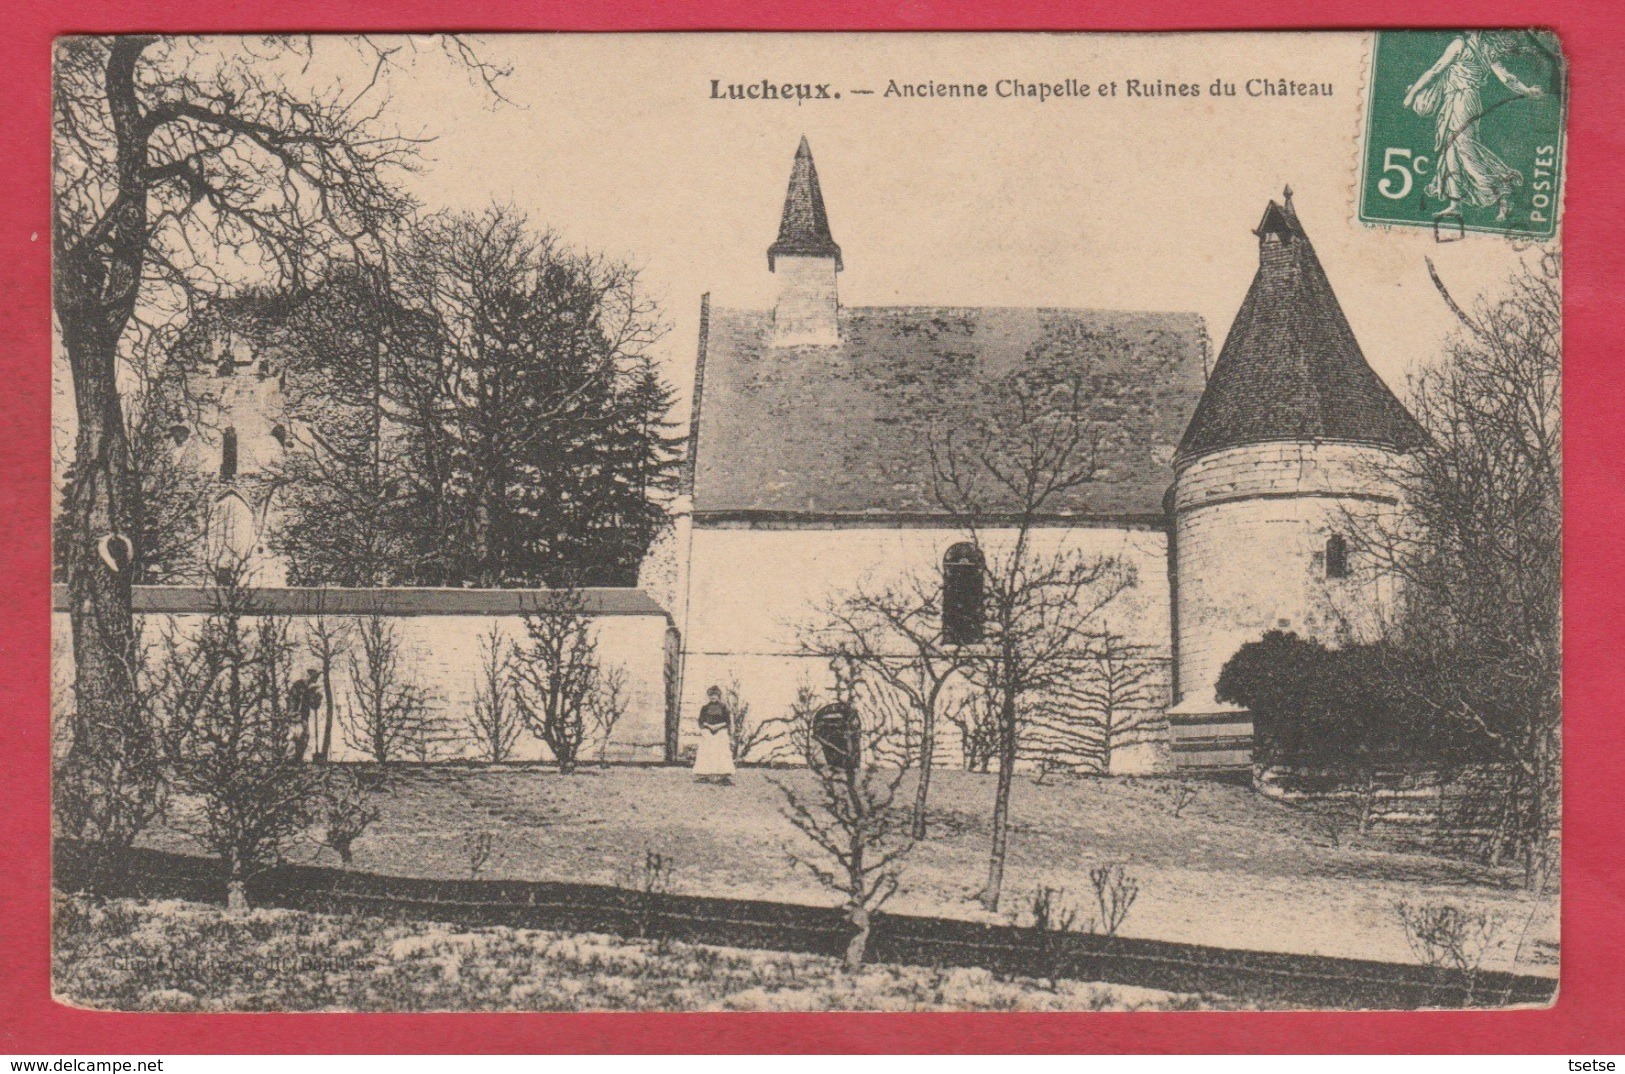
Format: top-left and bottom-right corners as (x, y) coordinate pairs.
(693, 306), (1207, 517)
(1177, 197), (1426, 461)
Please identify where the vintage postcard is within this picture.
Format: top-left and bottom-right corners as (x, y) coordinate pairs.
(50, 31), (1562, 1012)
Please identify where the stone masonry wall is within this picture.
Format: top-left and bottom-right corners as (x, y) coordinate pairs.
(772, 254), (840, 347)
(1172, 441), (1402, 712)
(680, 522), (1174, 775)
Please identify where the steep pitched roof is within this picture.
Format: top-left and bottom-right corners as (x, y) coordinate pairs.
(691, 306), (1207, 518)
(766, 136), (843, 271)
(1176, 192), (1427, 463)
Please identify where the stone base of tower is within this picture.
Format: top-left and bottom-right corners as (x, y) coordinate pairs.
(1166, 697), (1253, 774)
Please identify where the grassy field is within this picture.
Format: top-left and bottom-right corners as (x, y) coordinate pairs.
(140, 765), (1558, 976)
(52, 894), (1217, 1012)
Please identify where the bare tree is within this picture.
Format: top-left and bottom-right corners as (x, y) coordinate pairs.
(1360, 253), (1561, 887)
(342, 613), (436, 765)
(317, 766), (382, 865)
(586, 664), (631, 764)
(802, 572), (971, 838)
(716, 674), (755, 762)
(1027, 632), (1164, 775)
(945, 683), (1000, 774)
(773, 762), (915, 970)
(1087, 863), (1141, 938)
(1396, 900), (1502, 1002)
(51, 35), (500, 842)
(153, 564), (317, 907)
(466, 621), (524, 764)
(931, 364), (1135, 911)
(733, 679), (822, 767)
(511, 591), (599, 773)
(304, 599), (352, 764)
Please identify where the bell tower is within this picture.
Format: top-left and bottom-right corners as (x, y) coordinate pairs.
(767, 136), (842, 347)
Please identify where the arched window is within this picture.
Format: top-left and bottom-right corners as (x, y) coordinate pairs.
(219, 427), (238, 480)
(942, 542), (986, 646)
(1325, 534), (1349, 579)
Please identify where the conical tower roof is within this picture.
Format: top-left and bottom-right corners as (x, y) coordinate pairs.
(1176, 189), (1426, 463)
(767, 136), (843, 271)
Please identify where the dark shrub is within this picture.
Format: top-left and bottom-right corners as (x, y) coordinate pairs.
(1216, 631), (1467, 768)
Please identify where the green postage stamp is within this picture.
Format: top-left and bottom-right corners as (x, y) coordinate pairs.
(1359, 30), (1566, 238)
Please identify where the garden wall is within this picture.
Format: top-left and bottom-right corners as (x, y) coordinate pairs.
(1253, 762), (1514, 853)
(51, 585), (677, 764)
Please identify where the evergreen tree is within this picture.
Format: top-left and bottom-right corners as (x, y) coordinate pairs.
(259, 209), (682, 587)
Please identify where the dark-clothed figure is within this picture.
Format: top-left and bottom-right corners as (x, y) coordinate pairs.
(811, 701), (861, 775)
(287, 669), (322, 761)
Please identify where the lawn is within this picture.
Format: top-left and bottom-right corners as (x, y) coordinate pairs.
(139, 765), (1558, 977)
(52, 894), (1214, 1012)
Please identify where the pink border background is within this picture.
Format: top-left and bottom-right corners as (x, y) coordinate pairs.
(2, 1), (1620, 1053)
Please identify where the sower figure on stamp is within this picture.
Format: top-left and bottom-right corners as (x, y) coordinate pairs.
(693, 685), (736, 785)
(1404, 30), (1546, 221)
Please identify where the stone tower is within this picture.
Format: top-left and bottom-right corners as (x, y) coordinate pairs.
(1166, 189), (1427, 771)
(767, 136), (842, 347)
(182, 331), (291, 584)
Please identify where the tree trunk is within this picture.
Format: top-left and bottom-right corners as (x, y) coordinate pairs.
(911, 686), (940, 840)
(981, 689), (1020, 912)
(318, 659), (336, 763)
(57, 40), (156, 846)
(471, 494), (495, 587)
(844, 905), (871, 971)
(226, 850), (248, 911)
(62, 382), (142, 819)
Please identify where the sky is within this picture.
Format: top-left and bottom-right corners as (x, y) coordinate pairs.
(57, 32), (1552, 444)
(382, 32), (1547, 420)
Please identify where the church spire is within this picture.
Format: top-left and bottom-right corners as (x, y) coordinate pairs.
(768, 136), (843, 272)
(768, 137), (842, 347)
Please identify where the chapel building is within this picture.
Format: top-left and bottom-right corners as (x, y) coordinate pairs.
(648, 137), (1425, 773)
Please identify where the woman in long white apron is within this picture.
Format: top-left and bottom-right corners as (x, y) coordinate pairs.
(693, 685), (736, 784)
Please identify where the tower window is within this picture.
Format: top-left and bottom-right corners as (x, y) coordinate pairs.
(220, 427), (238, 481)
(1325, 534), (1349, 579)
(942, 542), (986, 645)
(270, 423), (288, 448)
(169, 424), (190, 446)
